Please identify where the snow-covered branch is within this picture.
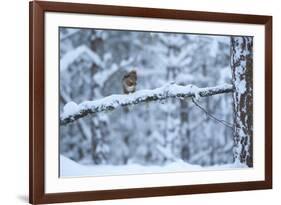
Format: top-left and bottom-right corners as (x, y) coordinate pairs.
(60, 83), (234, 125)
(60, 45), (103, 71)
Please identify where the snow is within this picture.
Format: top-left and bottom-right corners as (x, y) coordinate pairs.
(156, 144), (177, 161)
(62, 102), (79, 117)
(60, 45), (103, 71)
(60, 28), (80, 40)
(60, 155), (248, 177)
(232, 38), (252, 96)
(236, 79), (247, 94)
(93, 63), (118, 87)
(60, 83), (233, 121)
(190, 85), (201, 101)
(231, 37), (253, 164)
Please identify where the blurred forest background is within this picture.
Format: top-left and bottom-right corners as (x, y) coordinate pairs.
(59, 27), (234, 168)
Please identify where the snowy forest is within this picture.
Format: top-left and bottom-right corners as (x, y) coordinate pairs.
(59, 27), (253, 177)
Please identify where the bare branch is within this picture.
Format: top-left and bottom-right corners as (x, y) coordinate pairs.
(191, 98), (234, 129)
(60, 83), (234, 126)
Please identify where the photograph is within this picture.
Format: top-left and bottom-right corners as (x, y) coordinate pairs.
(29, 2), (272, 203)
(59, 27), (253, 177)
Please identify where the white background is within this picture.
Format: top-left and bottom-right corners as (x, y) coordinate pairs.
(0, 0), (279, 204)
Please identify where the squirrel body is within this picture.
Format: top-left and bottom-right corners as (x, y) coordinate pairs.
(122, 70), (137, 94)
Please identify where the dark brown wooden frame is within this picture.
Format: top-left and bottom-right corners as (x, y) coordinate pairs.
(29, 1), (272, 204)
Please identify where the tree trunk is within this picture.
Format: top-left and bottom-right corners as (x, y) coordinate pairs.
(230, 36), (253, 167)
(180, 99), (190, 161)
(90, 33), (103, 164)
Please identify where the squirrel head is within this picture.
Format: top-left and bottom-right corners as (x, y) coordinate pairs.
(124, 69), (137, 79)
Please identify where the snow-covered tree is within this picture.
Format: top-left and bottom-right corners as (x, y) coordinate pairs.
(231, 36), (253, 167)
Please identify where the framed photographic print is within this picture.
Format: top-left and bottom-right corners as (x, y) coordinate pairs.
(29, 1), (272, 204)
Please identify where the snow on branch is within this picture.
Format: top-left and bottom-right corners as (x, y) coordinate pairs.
(60, 45), (103, 71)
(60, 83), (234, 125)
